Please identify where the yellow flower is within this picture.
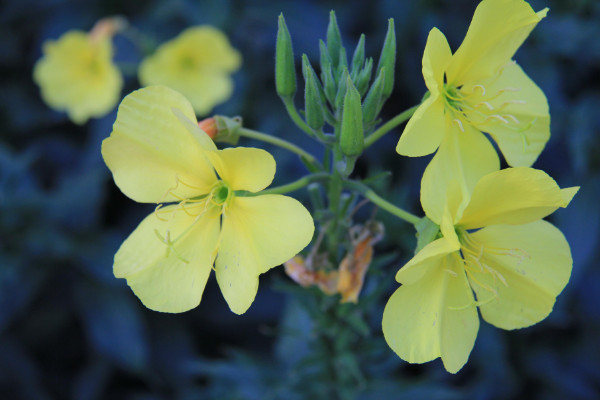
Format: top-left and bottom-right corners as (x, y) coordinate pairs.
(397, 0), (549, 167)
(138, 26), (241, 116)
(101, 86), (314, 314)
(33, 28), (123, 124)
(382, 162), (578, 373)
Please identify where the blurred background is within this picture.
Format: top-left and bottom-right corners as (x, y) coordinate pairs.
(1, 0), (599, 399)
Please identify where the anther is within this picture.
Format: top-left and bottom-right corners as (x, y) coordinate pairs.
(452, 119), (465, 132)
(472, 84), (486, 95)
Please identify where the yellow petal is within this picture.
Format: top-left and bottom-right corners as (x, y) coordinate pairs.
(396, 237), (458, 285)
(467, 220), (572, 329)
(422, 28), (453, 93)
(383, 254), (479, 374)
(207, 147), (276, 192)
(102, 86), (217, 203)
(114, 204), (221, 313)
(470, 62), (550, 167)
(446, 0), (547, 85)
(421, 124), (499, 224)
(459, 167), (579, 229)
(215, 195), (314, 314)
(395, 28), (452, 157)
(396, 96), (446, 157)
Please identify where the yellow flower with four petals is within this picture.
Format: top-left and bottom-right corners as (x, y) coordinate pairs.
(397, 0), (549, 168)
(33, 25), (123, 124)
(138, 26), (241, 116)
(102, 86), (314, 314)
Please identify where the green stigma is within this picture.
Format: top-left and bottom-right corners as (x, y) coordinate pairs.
(210, 181), (231, 206)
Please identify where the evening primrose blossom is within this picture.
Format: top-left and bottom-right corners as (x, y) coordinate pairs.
(397, 0), (550, 167)
(33, 19), (124, 124)
(102, 86), (313, 314)
(138, 26), (241, 116)
(382, 159), (578, 373)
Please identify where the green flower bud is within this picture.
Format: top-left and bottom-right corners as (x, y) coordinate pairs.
(362, 66), (385, 126)
(327, 10), (343, 68)
(275, 14), (297, 99)
(340, 77), (364, 157)
(319, 39), (332, 79)
(302, 55), (326, 131)
(334, 67), (350, 112)
(213, 115), (242, 145)
(376, 19), (396, 98)
(336, 47), (348, 78)
(355, 57), (373, 96)
(350, 34), (366, 78)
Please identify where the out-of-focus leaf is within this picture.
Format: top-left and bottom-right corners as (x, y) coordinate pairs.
(75, 282), (149, 372)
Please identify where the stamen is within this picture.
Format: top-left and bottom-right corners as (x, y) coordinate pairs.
(154, 204), (168, 222)
(452, 119), (465, 132)
(503, 114), (520, 124)
(472, 84), (486, 95)
(154, 229), (190, 263)
(488, 114), (510, 124)
(474, 101), (494, 110)
(444, 268), (458, 277)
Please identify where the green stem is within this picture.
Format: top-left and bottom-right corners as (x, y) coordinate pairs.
(343, 180), (421, 225)
(363, 104), (419, 148)
(240, 173), (329, 196)
(326, 147), (344, 260)
(282, 97), (316, 137)
(237, 127), (318, 166)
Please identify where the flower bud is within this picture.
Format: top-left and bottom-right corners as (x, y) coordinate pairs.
(340, 77), (364, 157)
(362, 67), (385, 126)
(327, 11), (343, 68)
(350, 34), (366, 78)
(355, 57), (373, 96)
(376, 19), (396, 98)
(302, 55), (326, 131)
(334, 67), (350, 112)
(212, 115), (242, 145)
(275, 14), (297, 99)
(198, 117), (218, 139)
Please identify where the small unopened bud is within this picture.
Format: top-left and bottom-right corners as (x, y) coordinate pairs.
(362, 67), (385, 125)
(327, 11), (343, 68)
(275, 14), (297, 99)
(302, 55), (326, 131)
(355, 57), (373, 96)
(350, 34), (366, 78)
(340, 77), (364, 157)
(212, 115), (242, 145)
(198, 117), (218, 139)
(334, 67), (350, 112)
(89, 16), (128, 41)
(377, 19), (396, 98)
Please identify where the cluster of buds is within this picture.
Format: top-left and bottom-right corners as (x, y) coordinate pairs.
(275, 12), (396, 165)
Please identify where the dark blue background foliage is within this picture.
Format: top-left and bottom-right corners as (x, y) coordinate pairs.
(1, 0), (599, 398)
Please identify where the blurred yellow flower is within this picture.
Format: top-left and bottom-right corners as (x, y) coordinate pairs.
(397, 0), (549, 167)
(33, 21), (123, 124)
(138, 26), (241, 116)
(102, 86), (313, 314)
(382, 163), (578, 373)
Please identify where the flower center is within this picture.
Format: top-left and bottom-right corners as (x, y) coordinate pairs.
(451, 227), (529, 308)
(209, 181), (231, 207)
(442, 63), (533, 150)
(151, 178), (232, 264)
